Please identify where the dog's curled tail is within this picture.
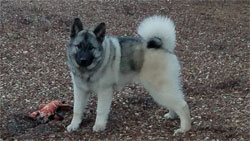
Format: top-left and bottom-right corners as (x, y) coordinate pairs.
(137, 15), (176, 52)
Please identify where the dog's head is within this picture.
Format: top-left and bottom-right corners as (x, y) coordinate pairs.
(67, 18), (105, 70)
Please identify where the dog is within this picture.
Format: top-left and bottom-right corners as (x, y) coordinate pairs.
(66, 15), (191, 135)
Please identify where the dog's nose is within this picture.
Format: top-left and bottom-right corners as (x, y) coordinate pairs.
(80, 57), (88, 66)
(76, 53), (94, 67)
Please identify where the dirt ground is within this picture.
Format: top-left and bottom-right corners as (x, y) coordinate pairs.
(0, 0), (249, 140)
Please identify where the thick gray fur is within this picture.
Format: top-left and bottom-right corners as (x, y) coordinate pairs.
(66, 16), (191, 135)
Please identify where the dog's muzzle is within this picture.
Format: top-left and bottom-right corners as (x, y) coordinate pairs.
(76, 52), (94, 67)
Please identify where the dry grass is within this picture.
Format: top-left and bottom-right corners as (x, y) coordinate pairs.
(0, 0), (249, 140)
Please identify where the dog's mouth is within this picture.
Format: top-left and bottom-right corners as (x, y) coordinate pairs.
(86, 49), (103, 70)
(86, 56), (102, 70)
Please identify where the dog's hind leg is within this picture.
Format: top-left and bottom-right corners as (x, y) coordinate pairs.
(140, 51), (191, 135)
(148, 87), (191, 135)
(141, 72), (191, 135)
(172, 101), (191, 135)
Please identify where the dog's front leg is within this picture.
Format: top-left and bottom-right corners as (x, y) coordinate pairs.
(67, 84), (90, 132)
(93, 87), (113, 132)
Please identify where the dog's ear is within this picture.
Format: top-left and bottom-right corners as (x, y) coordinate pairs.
(93, 23), (106, 43)
(70, 18), (83, 38)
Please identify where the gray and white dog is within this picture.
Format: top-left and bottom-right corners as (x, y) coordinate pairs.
(66, 15), (191, 135)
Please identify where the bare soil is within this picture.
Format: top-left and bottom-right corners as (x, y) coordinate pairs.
(0, 0), (249, 140)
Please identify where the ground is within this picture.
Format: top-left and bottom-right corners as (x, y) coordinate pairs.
(0, 0), (249, 140)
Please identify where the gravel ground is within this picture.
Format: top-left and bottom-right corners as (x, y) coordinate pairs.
(0, 0), (250, 140)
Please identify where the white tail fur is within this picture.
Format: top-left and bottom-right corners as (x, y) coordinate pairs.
(137, 15), (176, 52)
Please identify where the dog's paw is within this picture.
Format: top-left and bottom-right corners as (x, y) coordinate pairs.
(67, 123), (80, 132)
(173, 128), (185, 136)
(93, 124), (106, 132)
(173, 128), (190, 136)
(164, 113), (178, 119)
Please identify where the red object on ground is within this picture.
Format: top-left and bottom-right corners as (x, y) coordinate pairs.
(29, 100), (72, 123)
